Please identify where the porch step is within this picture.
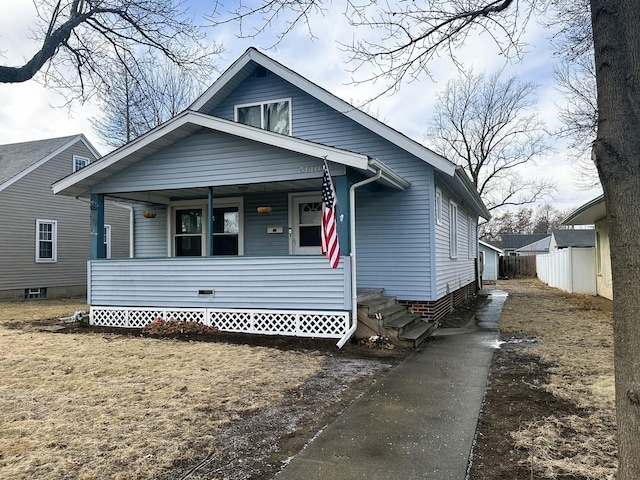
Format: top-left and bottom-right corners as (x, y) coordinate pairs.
(398, 320), (439, 348)
(356, 288), (385, 303)
(355, 289), (438, 348)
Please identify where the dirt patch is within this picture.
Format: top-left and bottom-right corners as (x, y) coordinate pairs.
(468, 279), (617, 480)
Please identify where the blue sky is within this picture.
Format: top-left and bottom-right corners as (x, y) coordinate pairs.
(0, 1), (601, 211)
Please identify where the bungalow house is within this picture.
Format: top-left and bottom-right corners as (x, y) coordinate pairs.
(52, 48), (489, 347)
(479, 240), (502, 282)
(562, 196), (612, 299)
(0, 135), (130, 300)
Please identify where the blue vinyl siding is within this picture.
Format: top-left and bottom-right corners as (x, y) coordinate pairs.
(89, 256), (351, 310)
(434, 186), (477, 298)
(134, 204), (168, 257)
(244, 193), (289, 256)
(210, 72), (434, 300)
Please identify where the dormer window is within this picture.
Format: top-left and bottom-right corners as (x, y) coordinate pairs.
(73, 155), (90, 172)
(235, 99), (291, 135)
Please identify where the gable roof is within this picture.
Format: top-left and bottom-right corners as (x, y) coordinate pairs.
(479, 240), (503, 254)
(552, 228), (595, 248)
(191, 47), (457, 177)
(0, 135), (99, 191)
(516, 236), (550, 253)
(501, 233), (550, 250)
(562, 195), (606, 225)
(53, 111), (409, 198)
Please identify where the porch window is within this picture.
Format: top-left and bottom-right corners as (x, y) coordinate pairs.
(36, 219), (57, 262)
(212, 206), (239, 255)
(235, 99), (291, 135)
(449, 201), (458, 258)
(175, 209), (203, 256)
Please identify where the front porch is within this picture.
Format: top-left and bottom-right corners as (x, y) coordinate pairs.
(88, 255), (353, 343)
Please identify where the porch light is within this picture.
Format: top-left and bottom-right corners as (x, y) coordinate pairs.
(257, 206), (273, 214)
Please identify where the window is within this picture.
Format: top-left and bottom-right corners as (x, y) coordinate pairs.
(212, 206), (240, 255)
(25, 287), (47, 300)
(104, 225), (112, 259)
(449, 202), (458, 258)
(435, 188), (443, 225)
(468, 215), (474, 259)
(235, 99), (291, 135)
(73, 155), (90, 172)
(36, 220), (57, 262)
(175, 208), (203, 256)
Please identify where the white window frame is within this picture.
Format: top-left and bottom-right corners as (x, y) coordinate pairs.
(468, 215), (474, 259)
(36, 219), (57, 263)
(449, 201), (458, 258)
(234, 98), (292, 135)
(73, 155), (90, 172)
(435, 187), (443, 225)
(104, 225), (112, 259)
(169, 198), (244, 257)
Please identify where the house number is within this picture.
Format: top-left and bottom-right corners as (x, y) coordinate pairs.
(299, 165), (322, 173)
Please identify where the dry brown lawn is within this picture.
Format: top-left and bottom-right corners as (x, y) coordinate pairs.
(498, 279), (617, 479)
(0, 298), (393, 479)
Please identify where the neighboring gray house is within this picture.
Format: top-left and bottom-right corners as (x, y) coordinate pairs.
(479, 240), (503, 282)
(53, 48), (489, 347)
(0, 135), (131, 300)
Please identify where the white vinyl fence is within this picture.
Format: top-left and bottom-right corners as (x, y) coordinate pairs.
(536, 247), (597, 295)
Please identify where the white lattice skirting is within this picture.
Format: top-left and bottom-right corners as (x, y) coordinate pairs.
(90, 307), (351, 339)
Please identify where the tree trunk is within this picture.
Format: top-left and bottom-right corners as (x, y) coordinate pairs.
(591, 2), (640, 478)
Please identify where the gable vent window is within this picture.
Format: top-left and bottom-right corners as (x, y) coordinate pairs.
(255, 66), (268, 78)
(235, 99), (291, 135)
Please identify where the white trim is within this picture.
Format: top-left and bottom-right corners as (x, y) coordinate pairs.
(234, 97), (292, 135)
(104, 224), (112, 259)
(449, 201), (458, 259)
(73, 154), (90, 172)
(169, 197), (244, 257)
(435, 187), (443, 225)
(289, 192), (322, 254)
(35, 219), (58, 263)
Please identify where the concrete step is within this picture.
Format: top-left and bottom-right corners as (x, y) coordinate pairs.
(375, 303), (410, 324)
(356, 288), (385, 303)
(385, 313), (422, 332)
(358, 296), (397, 316)
(399, 321), (438, 348)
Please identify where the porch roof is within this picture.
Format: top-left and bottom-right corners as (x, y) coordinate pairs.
(52, 111), (408, 198)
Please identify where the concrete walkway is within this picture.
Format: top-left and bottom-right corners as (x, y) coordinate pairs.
(275, 289), (507, 480)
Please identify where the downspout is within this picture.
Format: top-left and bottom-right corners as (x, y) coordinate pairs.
(336, 167), (382, 349)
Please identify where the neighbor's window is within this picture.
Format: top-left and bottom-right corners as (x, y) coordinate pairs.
(435, 188), (443, 225)
(36, 219), (57, 262)
(73, 155), (90, 172)
(449, 201), (458, 258)
(104, 225), (112, 259)
(235, 99), (291, 135)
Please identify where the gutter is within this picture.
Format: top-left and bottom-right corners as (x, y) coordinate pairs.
(336, 167), (383, 349)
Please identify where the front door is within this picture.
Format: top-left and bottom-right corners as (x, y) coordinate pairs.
(291, 194), (322, 254)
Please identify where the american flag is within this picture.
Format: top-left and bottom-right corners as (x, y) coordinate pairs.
(321, 162), (340, 268)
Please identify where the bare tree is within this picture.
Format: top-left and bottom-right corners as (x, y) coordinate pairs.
(91, 54), (211, 148)
(426, 69), (555, 212)
(1, 0), (220, 103)
(547, 0), (600, 189)
(215, 1), (640, 476)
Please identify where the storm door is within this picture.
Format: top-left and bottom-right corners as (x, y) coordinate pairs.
(291, 194), (322, 254)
